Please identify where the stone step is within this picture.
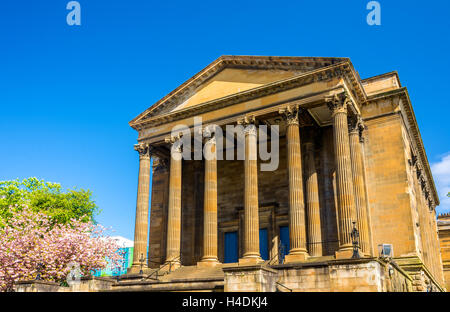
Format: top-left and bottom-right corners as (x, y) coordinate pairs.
(160, 265), (225, 282)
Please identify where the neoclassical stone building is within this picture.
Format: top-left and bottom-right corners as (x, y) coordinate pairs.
(121, 56), (444, 292)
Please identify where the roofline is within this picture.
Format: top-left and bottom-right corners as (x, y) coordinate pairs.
(361, 71), (402, 88)
(129, 55), (351, 127)
(129, 60), (367, 132)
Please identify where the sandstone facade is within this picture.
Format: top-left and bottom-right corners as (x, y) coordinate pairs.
(125, 56), (444, 292)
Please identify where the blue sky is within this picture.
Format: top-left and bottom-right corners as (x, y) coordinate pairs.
(1, 1), (449, 240)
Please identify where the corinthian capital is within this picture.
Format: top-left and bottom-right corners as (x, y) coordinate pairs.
(134, 143), (151, 160)
(325, 93), (351, 116)
(202, 125), (217, 145)
(237, 115), (256, 127)
(348, 115), (366, 142)
(165, 135), (183, 154)
(237, 116), (257, 136)
(203, 133), (216, 146)
(279, 104), (301, 126)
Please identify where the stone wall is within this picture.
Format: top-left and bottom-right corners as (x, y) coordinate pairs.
(361, 97), (445, 290)
(14, 277), (116, 292)
(275, 259), (412, 292)
(223, 265), (278, 292)
(222, 259), (412, 292)
(363, 113), (416, 257)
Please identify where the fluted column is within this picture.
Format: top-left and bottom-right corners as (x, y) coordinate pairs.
(131, 143), (151, 270)
(349, 116), (370, 255)
(199, 130), (220, 266)
(280, 106), (308, 262)
(164, 136), (183, 267)
(238, 117), (262, 264)
(326, 94), (358, 257)
(304, 136), (322, 257)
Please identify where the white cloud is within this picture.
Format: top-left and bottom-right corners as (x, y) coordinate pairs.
(431, 154), (450, 215)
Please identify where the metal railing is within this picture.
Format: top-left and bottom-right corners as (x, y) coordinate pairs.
(144, 255), (181, 281)
(276, 281), (293, 292)
(268, 240), (287, 265)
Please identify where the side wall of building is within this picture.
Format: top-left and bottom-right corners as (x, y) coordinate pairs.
(361, 97), (444, 288)
(401, 120), (445, 286)
(362, 100), (417, 257)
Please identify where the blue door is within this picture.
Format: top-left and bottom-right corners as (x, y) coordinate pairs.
(259, 228), (269, 260)
(224, 231), (238, 263)
(279, 226), (290, 263)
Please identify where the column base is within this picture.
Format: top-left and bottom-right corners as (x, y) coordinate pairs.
(284, 252), (309, 263)
(160, 260), (181, 273)
(127, 265), (142, 274)
(239, 256), (264, 266)
(197, 259), (221, 268)
(335, 248), (359, 259)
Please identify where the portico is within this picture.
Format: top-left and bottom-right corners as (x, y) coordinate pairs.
(128, 56), (375, 271)
(124, 55), (443, 292)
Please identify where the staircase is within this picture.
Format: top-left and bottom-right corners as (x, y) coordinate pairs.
(109, 265), (225, 292)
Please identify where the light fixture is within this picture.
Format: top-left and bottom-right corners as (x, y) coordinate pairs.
(139, 253), (145, 275)
(378, 244), (393, 259)
(351, 222), (360, 259)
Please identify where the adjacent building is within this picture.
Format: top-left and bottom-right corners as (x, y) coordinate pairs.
(93, 236), (134, 277)
(438, 213), (450, 290)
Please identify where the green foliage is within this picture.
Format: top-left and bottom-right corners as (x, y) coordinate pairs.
(0, 177), (99, 225)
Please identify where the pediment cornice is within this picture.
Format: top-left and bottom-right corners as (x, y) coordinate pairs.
(129, 56), (365, 128)
(130, 60), (366, 130)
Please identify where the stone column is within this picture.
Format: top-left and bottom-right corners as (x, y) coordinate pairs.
(349, 116), (370, 255)
(239, 117), (262, 264)
(304, 134), (322, 257)
(131, 143), (151, 270)
(199, 130), (220, 266)
(280, 106), (308, 262)
(164, 136), (183, 268)
(326, 94), (358, 258)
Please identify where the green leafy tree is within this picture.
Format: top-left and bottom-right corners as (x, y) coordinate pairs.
(0, 177), (98, 225)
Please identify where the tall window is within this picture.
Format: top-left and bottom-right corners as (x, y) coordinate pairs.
(259, 228), (269, 260)
(279, 226), (290, 263)
(224, 231), (238, 263)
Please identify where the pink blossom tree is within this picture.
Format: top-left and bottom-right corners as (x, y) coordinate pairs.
(0, 205), (120, 291)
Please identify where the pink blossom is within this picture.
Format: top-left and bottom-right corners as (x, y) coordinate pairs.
(0, 205), (120, 291)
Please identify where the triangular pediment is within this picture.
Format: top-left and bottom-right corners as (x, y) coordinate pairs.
(130, 55), (348, 127)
